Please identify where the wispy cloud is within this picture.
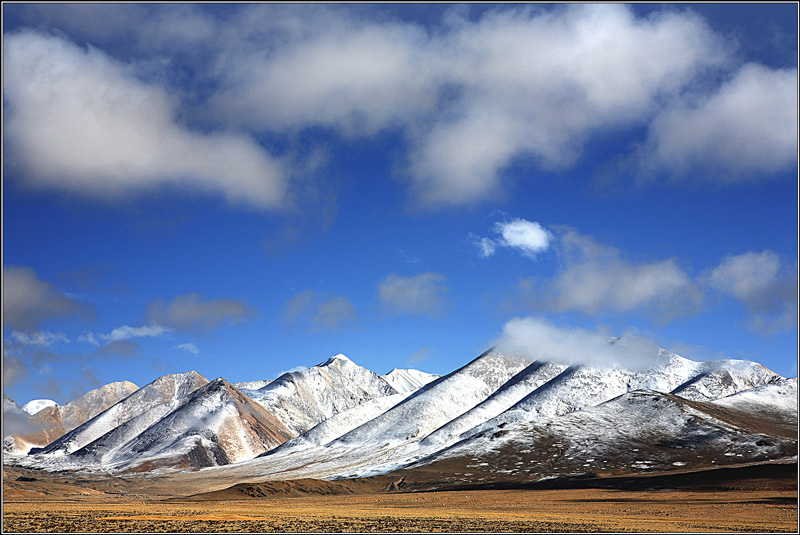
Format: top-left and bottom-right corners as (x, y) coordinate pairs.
(2, 265), (93, 331)
(176, 343), (200, 356)
(407, 347), (431, 365)
(310, 296), (358, 332)
(283, 290), (358, 332)
(99, 324), (172, 342)
(146, 293), (256, 332)
(378, 272), (450, 316)
(9, 331), (70, 347)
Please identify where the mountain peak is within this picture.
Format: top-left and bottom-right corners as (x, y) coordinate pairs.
(319, 354), (352, 367)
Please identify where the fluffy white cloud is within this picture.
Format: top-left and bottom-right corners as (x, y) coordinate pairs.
(538, 229), (702, 319)
(637, 63), (798, 181)
(403, 5), (732, 205)
(378, 272), (450, 316)
(2, 266), (92, 331)
(200, 4), (737, 206)
(3, 30), (287, 209)
(476, 218), (551, 259)
(146, 293), (256, 332)
(496, 316), (663, 370)
(3, 5), (792, 210)
(704, 251), (797, 332)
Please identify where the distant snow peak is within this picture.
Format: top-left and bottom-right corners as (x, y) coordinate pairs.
(381, 368), (440, 394)
(21, 399), (59, 416)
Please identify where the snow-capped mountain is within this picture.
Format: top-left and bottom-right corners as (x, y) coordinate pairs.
(94, 378), (294, 471)
(239, 348), (538, 480)
(6, 342), (795, 488)
(178, 344), (791, 485)
(3, 382), (139, 456)
(21, 399), (58, 416)
(404, 386), (797, 489)
(239, 354), (399, 436)
(381, 369), (440, 393)
(31, 371), (207, 458)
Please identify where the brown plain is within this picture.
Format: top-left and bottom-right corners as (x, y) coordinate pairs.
(4, 461), (797, 533)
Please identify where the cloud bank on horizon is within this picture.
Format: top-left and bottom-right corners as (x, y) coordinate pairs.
(2, 3), (797, 404)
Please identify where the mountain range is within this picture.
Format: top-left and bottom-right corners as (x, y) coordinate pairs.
(4, 338), (796, 492)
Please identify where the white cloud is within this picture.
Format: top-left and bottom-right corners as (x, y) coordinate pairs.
(636, 63), (798, 181)
(403, 4), (732, 205)
(537, 228), (702, 319)
(704, 251), (797, 332)
(3, 5), (791, 211)
(2, 265), (92, 331)
(378, 272), (450, 316)
(205, 4), (734, 206)
(176, 343), (200, 356)
(99, 324), (172, 342)
(3, 30), (287, 210)
(146, 293), (256, 332)
(474, 218), (551, 259)
(495, 316), (663, 370)
(9, 331), (70, 347)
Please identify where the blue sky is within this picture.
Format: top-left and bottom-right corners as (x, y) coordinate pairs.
(3, 3), (797, 405)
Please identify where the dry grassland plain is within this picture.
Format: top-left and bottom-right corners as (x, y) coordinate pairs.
(3, 463), (797, 532)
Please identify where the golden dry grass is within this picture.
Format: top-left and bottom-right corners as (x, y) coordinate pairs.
(4, 486), (797, 532)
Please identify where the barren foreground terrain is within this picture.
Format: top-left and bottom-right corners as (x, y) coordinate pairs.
(3, 462), (797, 532)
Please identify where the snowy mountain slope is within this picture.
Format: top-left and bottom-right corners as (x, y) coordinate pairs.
(418, 360), (567, 449)
(706, 376), (797, 438)
(217, 349), (536, 481)
(195, 346), (787, 484)
(233, 380), (271, 390)
(98, 377), (294, 471)
(60, 380), (140, 432)
(32, 371), (207, 457)
(405, 388), (797, 489)
(5, 341), (793, 486)
(711, 376), (796, 417)
(483, 349), (777, 431)
(240, 354), (399, 436)
(671, 360), (780, 401)
(332, 348), (532, 448)
(381, 369), (440, 393)
(265, 393), (410, 454)
(21, 399), (58, 416)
